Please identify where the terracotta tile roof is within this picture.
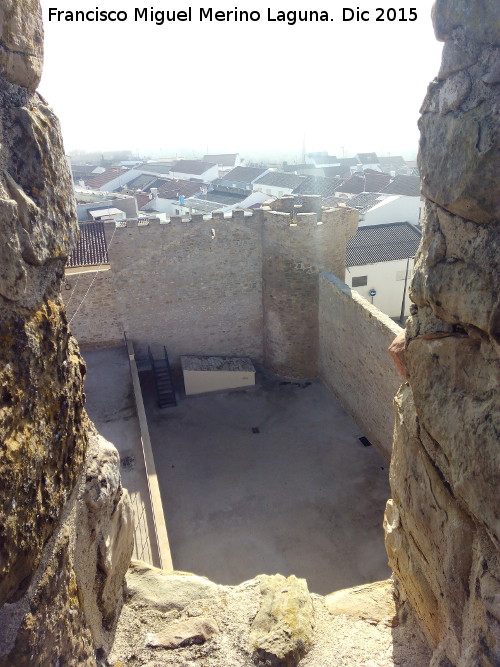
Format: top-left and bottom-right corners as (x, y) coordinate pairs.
(85, 168), (129, 189)
(382, 175), (421, 197)
(338, 171), (391, 195)
(170, 160), (216, 175)
(135, 194), (151, 209)
(67, 222), (108, 267)
(254, 171), (306, 189)
(346, 222), (421, 267)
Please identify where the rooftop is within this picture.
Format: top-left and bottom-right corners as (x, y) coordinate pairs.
(309, 154), (338, 165)
(170, 160), (216, 175)
(346, 192), (388, 214)
(203, 153), (239, 167)
(157, 180), (204, 199)
(356, 152), (379, 164)
(222, 166), (268, 184)
(346, 222), (421, 267)
(192, 190), (247, 206)
(88, 207), (123, 219)
(382, 175), (421, 197)
(126, 174), (158, 191)
(85, 168), (130, 189)
(338, 171), (391, 195)
(254, 171), (306, 189)
(292, 176), (345, 198)
(67, 222), (109, 267)
(378, 156), (407, 167)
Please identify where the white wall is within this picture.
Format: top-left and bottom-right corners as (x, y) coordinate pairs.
(142, 196), (190, 216)
(347, 258), (415, 319)
(362, 195), (421, 226)
(169, 164), (219, 182)
(253, 183), (295, 198)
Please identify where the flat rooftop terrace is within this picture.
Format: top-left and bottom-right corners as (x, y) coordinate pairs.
(140, 366), (391, 595)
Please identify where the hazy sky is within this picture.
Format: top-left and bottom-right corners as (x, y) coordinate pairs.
(39, 0), (442, 160)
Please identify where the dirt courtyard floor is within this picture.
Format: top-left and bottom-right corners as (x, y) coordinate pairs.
(139, 367), (392, 595)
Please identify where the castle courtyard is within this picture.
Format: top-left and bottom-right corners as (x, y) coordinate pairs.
(84, 345), (391, 596)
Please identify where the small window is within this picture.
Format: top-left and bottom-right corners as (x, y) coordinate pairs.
(352, 276), (368, 287)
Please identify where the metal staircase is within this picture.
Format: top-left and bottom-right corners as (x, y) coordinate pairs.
(148, 346), (177, 408)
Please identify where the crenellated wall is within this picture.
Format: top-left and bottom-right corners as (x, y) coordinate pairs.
(64, 199), (358, 378)
(384, 2), (500, 664)
(261, 196), (358, 378)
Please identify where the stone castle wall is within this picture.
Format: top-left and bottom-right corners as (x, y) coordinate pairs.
(384, 2), (500, 664)
(261, 197), (357, 378)
(318, 273), (403, 460)
(64, 200), (358, 378)
(65, 213), (264, 361)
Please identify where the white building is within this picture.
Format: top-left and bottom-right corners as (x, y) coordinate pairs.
(362, 195), (422, 226)
(169, 160), (218, 182)
(346, 222), (421, 320)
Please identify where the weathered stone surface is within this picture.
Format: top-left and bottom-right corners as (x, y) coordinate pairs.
(387, 330), (408, 380)
(325, 580), (397, 628)
(146, 616), (219, 649)
(126, 561), (221, 612)
(0, 2), (133, 662)
(385, 386), (475, 659)
(406, 335), (500, 545)
(0, 0), (43, 89)
(249, 574), (314, 666)
(438, 38), (480, 79)
(387, 4), (500, 656)
(75, 434), (134, 646)
(0, 299), (88, 604)
(418, 103), (499, 224)
(0, 530), (95, 667)
(410, 201), (500, 338)
(432, 0), (500, 45)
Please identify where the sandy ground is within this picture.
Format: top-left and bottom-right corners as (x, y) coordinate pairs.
(141, 367), (391, 595)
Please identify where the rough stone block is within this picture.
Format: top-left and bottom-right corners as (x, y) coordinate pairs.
(432, 0), (500, 45)
(125, 560), (221, 612)
(325, 580), (397, 627)
(0, 1), (43, 89)
(249, 574), (314, 666)
(146, 616), (219, 649)
(419, 104), (499, 223)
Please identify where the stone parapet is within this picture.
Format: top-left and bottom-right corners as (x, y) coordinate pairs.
(385, 3), (500, 664)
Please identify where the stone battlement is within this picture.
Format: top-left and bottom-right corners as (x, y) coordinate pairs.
(108, 195), (354, 231)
